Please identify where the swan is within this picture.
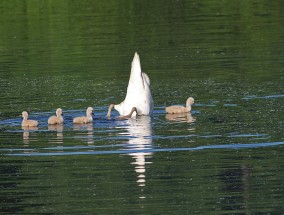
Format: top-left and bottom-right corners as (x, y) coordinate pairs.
(165, 97), (194, 114)
(48, 108), (64, 125)
(73, 107), (93, 124)
(21, 111), (38, 127)
(107, 52), (153, 118)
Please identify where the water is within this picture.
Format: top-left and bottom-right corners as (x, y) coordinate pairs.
(1, 0), (284, 214)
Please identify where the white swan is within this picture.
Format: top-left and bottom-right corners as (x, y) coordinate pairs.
(165, 97), (194, 114)
(107, 52), (153, 118)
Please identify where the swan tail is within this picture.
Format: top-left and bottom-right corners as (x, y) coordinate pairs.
(130, 52), (142, 81)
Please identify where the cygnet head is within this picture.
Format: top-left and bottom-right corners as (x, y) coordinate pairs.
(186, 97), (195, 106)
(56, 108), (63, 116)
(86, 107), (94, 115)
(22, 111), (28, 119)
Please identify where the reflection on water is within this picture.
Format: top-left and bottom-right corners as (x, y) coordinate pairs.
(73, 124), (94, 145)
(0, 0), (283, 213)
(124, 116), (153, 190)
(22, 126), (38, 145)
(48, 124), (64, 144)
(165, 112), (196, 123)
(218, 164), (252, 213)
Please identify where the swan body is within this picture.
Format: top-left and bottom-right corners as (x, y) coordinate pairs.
(48, 108), (64, 125)
(73, 107), (93, 124)
(21, 111), (38, 127)
(165, 97), (194, 114)
(107, 52), (153, 118)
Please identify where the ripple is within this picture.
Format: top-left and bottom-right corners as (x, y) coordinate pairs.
(242, 94), (284, 100)
(223, 104), (238, 107)
(4, 141), (284, 157)
(228, 133), (269, 138)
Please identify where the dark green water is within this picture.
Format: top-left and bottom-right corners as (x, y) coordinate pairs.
(0, 0), (284, 214)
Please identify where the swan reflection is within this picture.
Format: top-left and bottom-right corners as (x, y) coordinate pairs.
(124, 116), (153, 189)
(22, 126), (38, 145)
(48, 124), (64, 144)
(166, 112), (196, 123)
(73, 124), (94, 145)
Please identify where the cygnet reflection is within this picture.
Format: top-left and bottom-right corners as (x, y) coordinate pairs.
(22, 126), (38, 146)
(165, 112), (196, 123)
(48, 124), (64, 144)
(73, 124), (94, 145)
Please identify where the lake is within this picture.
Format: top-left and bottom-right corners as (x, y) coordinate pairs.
(0, 0), (284, 214)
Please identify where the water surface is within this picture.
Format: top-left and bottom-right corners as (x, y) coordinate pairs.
(0, 0), (284, 214)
